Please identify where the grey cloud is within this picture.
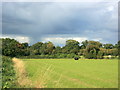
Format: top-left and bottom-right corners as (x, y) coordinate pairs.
(2, 2), (118, 45)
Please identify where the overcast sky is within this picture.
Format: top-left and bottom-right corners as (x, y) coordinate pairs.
(1, 0), (119, 46)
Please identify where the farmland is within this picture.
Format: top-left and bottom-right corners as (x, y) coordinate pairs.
(21, 59), (118, 88)
(1, 38), (119, 88)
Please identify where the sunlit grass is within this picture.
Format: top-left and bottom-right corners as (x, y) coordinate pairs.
(22, 59), (118, 88)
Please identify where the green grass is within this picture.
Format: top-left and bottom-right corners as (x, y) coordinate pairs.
(22, 59), (118, 88)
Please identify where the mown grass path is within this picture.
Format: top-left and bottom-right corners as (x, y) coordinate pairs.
(12, 58), (32, 87)
(22, 59), (118, 88)
(13, 58), (44, 88)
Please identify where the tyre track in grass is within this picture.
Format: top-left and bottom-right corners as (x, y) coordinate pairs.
(50, 61), (117, 87)
(48, 70), (97, 88)
(20, 59), (117, 88)
(25, 60), (99, 88)
(33, 62), (97, 88)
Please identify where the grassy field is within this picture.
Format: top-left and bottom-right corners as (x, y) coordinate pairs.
(22, 59), (118, 88)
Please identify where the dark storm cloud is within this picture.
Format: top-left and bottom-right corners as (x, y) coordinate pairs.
(2, 2), (118, 45)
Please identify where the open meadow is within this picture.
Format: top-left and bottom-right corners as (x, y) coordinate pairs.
(21, 59), (118, 88)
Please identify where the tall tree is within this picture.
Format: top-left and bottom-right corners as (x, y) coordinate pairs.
(2, 38), (24, 57)
(103, 44), (114, 49)
(62, 39), (80, 54)
(40, 41), (55, 55)
(84, 44), (100, 59)
(88, 41), (102, 48)
(84, 41), (102, 59)
(81, 40), (88, 49)
(54, 46), (62, 54)
(30, 42), (43, 55)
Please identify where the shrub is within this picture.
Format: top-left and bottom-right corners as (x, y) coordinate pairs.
(84, 51), (97, 59)
(2, 56), (17, 88)
(97, 51), (104, 59)
(66, 53), (76, 58)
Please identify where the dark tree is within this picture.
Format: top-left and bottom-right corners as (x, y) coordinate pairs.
(2, 38), (25, 57)
(103, 44), (114, 49)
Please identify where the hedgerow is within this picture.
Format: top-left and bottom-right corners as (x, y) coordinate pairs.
(2, 56), (16, 88)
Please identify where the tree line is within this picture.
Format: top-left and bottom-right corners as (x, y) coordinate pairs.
(1, 38), (120, 59)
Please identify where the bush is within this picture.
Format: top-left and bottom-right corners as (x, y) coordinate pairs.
(58, 54), (67, 58)
(84, 51), (97, 59)
(97, 51), (104, 59)
(66, 53), (76, 58)
(2, 56), (17, 88)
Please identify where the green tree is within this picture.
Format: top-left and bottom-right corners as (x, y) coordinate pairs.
(2, 38), (25, 57)
(62, 39), (80, 54)
(54, 46), (62, 54)
(84, 44), (100, 59)
(103, 44), (114, 49)
(46, 41), (55, 54)
(30, 42), (43, 55)
(40, 41), (55, 55)
(88, 41), (102, 48)
(22, 42), (29, 49)
(97, 51), (104, 59)
(81, 40), (88, 49)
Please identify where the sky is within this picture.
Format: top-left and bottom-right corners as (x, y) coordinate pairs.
(1, 0), (119, 46)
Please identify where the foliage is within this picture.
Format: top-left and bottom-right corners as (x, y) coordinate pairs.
(62, 39), (80, 54)
(2, 38), (29, 57)
(53, 46), (62, 54)
(103, 44), (114, 49)
(88, 41), (102, 48)
(81, 40), (89, 49)
(39, 41), (55, 55)
(84, 44), (100, 59)
(2, 56), (16, 88)
(1, 38), (119, 59)
(97, 51), (104, 59)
